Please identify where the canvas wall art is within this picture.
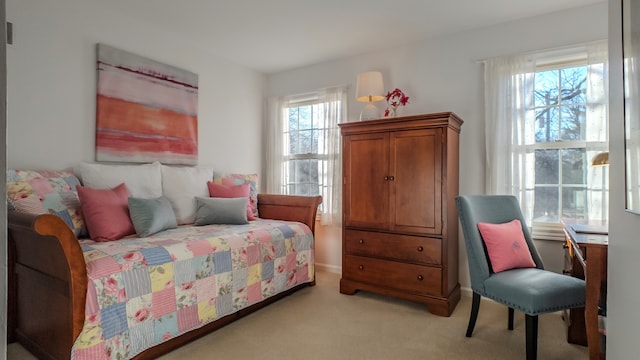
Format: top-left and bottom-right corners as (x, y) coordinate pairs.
(96, 44), (199, 165)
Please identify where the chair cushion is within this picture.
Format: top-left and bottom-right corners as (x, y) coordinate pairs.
(482, 268), (586, 315)
(477, 219), (536, 272)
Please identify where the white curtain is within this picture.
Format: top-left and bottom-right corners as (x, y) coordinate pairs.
(320, 87), (346, 225)
(265, 96), (285, 194)
(484, 53), (536, 221)
(265, 86), (346, 226)
(484, 41), (609, 226)
(584, 41), (609, 221)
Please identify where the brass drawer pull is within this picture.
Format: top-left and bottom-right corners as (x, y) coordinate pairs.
(358, 265), (364, 270)
(417, 275), (424, 281)
(359, 239), (364, 244)
(417, 246), (424, 252)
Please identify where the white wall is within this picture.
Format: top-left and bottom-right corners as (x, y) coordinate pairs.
(606, 0), (639, 357)
(6, 0), (266, 174)
(268, 3), (608, 288)
(9, 3), (632, 358)
(1, 1), (7, 357)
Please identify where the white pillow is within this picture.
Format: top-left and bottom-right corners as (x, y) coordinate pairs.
(161, 164), (214, 225)
(77, 161), (163, 199)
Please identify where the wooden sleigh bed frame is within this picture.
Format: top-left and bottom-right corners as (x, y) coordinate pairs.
(7, 194), (322, 360)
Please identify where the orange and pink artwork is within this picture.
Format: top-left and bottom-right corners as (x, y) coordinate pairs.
(96, 44), (198, 165)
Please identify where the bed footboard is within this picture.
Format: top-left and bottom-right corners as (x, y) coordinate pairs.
(257, 194), (322, 234)
(8, 211), (88, 360)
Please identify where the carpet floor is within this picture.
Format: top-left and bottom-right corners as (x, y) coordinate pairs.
(8, 270), (588, 359)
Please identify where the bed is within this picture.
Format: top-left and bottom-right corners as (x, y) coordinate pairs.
(8, 194), (322, 360)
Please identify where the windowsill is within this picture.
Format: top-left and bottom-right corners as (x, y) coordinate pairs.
(531, 217), (566, 241)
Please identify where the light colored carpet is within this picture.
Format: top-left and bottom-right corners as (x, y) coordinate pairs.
(8, 270), (588, 359)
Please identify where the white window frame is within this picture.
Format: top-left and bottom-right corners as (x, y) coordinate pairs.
(281, 97), (330, 204)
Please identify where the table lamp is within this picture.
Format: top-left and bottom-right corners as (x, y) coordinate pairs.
(591, 152), (609, 166)
(356, 71), (384, 121)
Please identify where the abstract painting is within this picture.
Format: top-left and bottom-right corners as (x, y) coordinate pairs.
(96, 44), (199, 165)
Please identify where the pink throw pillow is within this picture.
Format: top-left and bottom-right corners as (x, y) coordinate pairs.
(477, 219), (536, 273)
(207, 182), (256, 220)
(77, 183), (135, 242)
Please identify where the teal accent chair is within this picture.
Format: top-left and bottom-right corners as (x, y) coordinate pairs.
(455, 195), (586, 360)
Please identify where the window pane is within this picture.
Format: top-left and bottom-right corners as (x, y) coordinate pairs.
(295, 159), (310, 183)
(560, 67), (587, 105)
(535, 149), (559, 184)
(562, 148), (586, 184)
(283, 158), (322, 197)
(297, 130), (312, 154)
(534, 187), (559, 218)
(289, 131), (298, 154)
(559, 105), (585, 141)
(535, 107), (559, 142)
(563, 187), (587, 219)
(311, 129), (318, 153)
(299, 106), (312, 130)
(534, 70), (559, 108)
(287, 160), (297, 185)
(288, 108), (299, 131)
(312, 104), (324, 129)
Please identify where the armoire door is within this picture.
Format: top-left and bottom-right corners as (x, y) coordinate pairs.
(389, 128), (442, 235)
(343, 132), (389, 229)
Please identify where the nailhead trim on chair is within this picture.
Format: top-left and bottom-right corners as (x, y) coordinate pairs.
(476, 291), (585, 316)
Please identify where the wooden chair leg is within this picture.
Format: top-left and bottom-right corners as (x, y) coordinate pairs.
(525, 314), (538, 360)
(508, 307), (514, 330)
(466, 292), (481, 337)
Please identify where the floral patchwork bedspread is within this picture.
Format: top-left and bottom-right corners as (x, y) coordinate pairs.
(71, 219), (314, 359)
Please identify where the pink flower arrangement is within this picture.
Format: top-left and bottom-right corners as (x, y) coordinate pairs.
(384, 88), (410, 117)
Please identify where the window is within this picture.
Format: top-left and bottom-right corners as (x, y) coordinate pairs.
(266, 87), (346, 225)
(531, 61), (608, 222)
(484, 42), (608, 240)
(282, 101), (329, 199)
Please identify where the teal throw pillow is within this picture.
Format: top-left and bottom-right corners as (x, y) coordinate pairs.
(194, 197), (249, 225)
(128, 196), (178, 237)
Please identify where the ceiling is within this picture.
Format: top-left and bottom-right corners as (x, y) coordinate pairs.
(109, 0), (605, 74)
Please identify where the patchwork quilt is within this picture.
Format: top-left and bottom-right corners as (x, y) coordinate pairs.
(71, 219), (314, 359)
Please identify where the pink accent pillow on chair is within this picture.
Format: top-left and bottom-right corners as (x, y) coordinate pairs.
(77, 183), (136, 241)
(477, 219), (536, 273)
(207, 182), (256, 220)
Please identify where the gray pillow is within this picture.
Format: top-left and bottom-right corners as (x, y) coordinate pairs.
(194, 197), (249, 225)
(128, 196), (178, 237)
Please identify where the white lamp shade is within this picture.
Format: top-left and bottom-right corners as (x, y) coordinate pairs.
(356, 71), (384, 103)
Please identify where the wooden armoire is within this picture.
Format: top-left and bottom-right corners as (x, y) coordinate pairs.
(338, 112), (463, 316)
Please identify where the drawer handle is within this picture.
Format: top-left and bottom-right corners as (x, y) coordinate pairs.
(389, 176), (395, 181)
(358, 265), (364, 270)
(359, 239), (364, 244)
(417, 275), (424, 281)
(384, 176), (389, 181)
(417, 246), (424, 252)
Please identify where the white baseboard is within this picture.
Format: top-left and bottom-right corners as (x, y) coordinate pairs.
(316, 263), (341, 274)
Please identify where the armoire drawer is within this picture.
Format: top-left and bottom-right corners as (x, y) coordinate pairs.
(343, 254), (442, 296)
(344, 229), (441, 265)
